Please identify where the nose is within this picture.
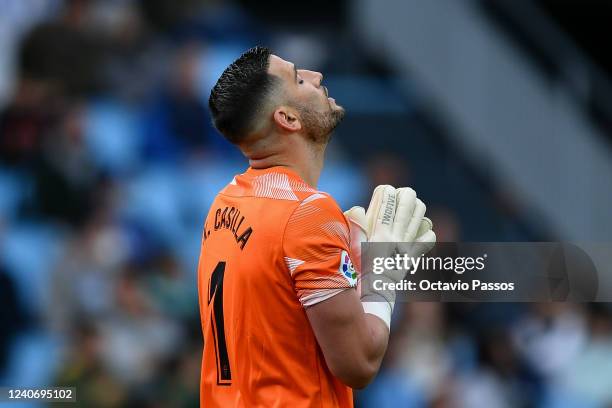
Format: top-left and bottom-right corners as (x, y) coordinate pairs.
(302, 70), (323, 86)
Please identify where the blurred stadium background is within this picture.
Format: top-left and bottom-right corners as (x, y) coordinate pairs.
(1, 0), (611, 407)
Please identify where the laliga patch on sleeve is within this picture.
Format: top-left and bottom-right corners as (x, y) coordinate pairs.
(339, 250), (358, 286)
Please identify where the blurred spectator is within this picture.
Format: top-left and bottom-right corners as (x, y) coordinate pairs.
(131, 345), (201, 408)
(143, 249), (198, 320)
(557, 304), (612, 406)
(29, 103), (102, 226)
(95, 266), (185, 385)
(0, 79), (62, 167)
(18, 0), (104, 97)
(453, 328), (542, 408)
(393, 303), (453, 402)
(98, 1), (170, 102)
(365, 152), (412, 193)
(513, 303), (587, 381)
(141, 43), (216, 161)
(0, 0), (60, 105)
(55, 322), (128, 407)
(139, 0), (208, 33)
(49, 205), (130, 333)
(0, 262), (28, 376)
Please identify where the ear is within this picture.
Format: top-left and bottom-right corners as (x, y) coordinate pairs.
(273, 107), (302, 132)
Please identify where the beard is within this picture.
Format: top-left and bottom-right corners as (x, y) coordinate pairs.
(295, 102), (345, 145)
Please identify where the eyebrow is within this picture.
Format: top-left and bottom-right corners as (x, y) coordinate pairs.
(292, 64), (297, 82)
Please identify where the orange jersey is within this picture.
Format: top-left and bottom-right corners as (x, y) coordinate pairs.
(197, 166), (357, 407)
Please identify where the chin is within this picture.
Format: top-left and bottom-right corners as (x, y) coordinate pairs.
(332, 104), (346, 119)
(327, 98), (343, 111)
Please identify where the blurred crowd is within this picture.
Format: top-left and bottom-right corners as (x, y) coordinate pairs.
(0, 1), (249, 406)
(361, 302), (612, 408)
(0, 1), (611, 407)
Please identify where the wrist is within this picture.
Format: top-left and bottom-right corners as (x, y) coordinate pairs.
(361, 301), (393, 331)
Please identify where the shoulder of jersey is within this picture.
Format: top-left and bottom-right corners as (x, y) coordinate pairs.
(222, 171), (338, 205)
(296, 190), (343, 216)
(288, 191), (350, 240)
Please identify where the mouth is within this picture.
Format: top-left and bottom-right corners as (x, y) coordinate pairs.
(323, 86), (329, 97)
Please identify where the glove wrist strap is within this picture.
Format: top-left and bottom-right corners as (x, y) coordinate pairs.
(361, 301), (393, 331)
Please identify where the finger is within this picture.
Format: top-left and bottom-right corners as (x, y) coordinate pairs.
(392, 187), (416, 238)
(416, 217), (433, 237)
(365, 185), (392, 226)
(415, 230), (436, 255)
(416, 229), (436, 244)
(367, 185), (396, 238)
(403, 199), (426, 241)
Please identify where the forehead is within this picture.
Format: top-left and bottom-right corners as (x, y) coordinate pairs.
(268, 54), (293, 79)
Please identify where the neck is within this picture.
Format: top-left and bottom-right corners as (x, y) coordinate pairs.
(241, 133), (326, 188)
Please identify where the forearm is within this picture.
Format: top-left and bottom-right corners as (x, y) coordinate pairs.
(306, 289), (390, 389)
(361, 312), (390, 375)
(324, 306), (389, 389)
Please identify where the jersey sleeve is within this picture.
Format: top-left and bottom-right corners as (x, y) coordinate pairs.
(282, 193), (358, 307)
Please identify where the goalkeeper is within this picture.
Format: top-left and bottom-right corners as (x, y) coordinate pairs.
(199, 46), (436, 407)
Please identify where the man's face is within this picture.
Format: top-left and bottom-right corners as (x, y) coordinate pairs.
(268, 54), (345, 143)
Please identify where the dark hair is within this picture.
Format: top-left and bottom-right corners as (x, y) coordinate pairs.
(208, 46), (279, 143)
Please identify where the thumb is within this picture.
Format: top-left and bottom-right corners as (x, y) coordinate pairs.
(344, 206), (367, 232)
